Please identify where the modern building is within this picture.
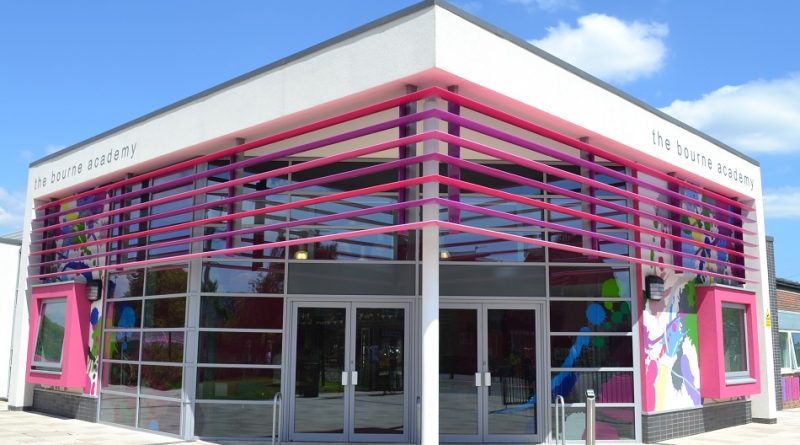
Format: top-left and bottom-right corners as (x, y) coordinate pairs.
(777, 277), (800, 409)
(0, 231), (22, 400)
(7, 1), (776, 443)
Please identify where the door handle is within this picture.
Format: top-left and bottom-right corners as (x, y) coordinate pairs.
(484, 372), (492, 387)
(352, 371), (359, 386)
(342, 371), (349, 386)
(475, 372), (482, 387)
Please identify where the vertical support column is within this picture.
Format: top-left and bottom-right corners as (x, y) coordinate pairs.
(398, 85), (418, 228)
(446, 85), (461, 228)
(667, 173), (683, 269)
(420, 96), (440, 445)
(225, 139), (245, 251)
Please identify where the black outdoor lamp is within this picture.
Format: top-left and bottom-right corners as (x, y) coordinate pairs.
(645, 275), (665, 300)
(86, 279), (103, 301)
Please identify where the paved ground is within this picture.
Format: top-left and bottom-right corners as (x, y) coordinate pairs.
(2, 399), (800, 444)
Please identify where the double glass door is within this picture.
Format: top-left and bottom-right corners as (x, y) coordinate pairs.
(289, 302), (409, 442)
(440, 303), (543, 443)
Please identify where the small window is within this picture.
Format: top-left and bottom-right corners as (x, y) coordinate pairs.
(722, 303), (749, 381)
(780, 330), (800, 372)
(32, 298), (68, 372)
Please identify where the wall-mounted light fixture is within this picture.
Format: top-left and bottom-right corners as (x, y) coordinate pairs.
(294, 250), (309, 260)
(645, 275), (665, 300)
(439, 250), (450, 260)
(86, 279), (103, 301)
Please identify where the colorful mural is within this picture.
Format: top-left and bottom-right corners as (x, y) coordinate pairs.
(641, 185), (738, 412)
(50, 192), (107, 395)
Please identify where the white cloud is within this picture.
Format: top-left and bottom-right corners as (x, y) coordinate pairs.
(0, 187), (26, 232)
(530, 14), (668, 84)
(661, 74), (800, 153)
(763, 187), (800, 219)
(19, 150), (33, 161)
(507, 0), (579, 13)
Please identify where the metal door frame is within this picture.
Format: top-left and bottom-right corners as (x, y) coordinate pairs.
(440, 298), (546, 444)
(286, 297), (412, 443)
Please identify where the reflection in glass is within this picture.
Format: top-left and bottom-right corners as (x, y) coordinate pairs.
(202, 261), (285, 294)
(145, 265), (189, 295)
(32, 299), (67, 370)
(549, 301), (631, 333)
(102, 362), (139, 393)
(440, 309), (479, 435)
(138, 398), (181, 435)
(143, 297), (186, 328)
(200, 296), (283, 329)
(552, 406), (635, 440)
(142, 331), (184, 362)
(487, 309), (537, 435)
(551, 336), (632, 368)
(288, 229), (414, 261)
(103, 331), (140, 361)
(197, 368), (280, 400)
(294, 307), (346, 434)
(439, 232), (545, 262)
(140, 365), (182, 398)
(199, 332), (282, 365)
(106, 300), (142, 329)
(549, 267), (630, 298)
(551, 371), (634, 403)
(99, 394), (136, 427)
(722, 305), (747, 373)
(548, 232), (629, 263)
(195, 402), (274, 437)
(354, 308), (405, 434)
(108, 270), (144, 298)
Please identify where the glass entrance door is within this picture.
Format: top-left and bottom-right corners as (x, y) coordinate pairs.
(289, 302), (408, 442)
(440, 304), (543, 443)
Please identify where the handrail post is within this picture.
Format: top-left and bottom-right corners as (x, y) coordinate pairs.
(555, 395), (566, 445)
(416, 396), (422, 444)
(272, 392), (282, 445)
(585, 389), (596, 445)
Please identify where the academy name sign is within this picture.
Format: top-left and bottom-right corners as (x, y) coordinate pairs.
(32, 143), (138, 191)
(650, 129), (755, 192)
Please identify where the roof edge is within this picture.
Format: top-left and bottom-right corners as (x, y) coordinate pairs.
(30, 0), (759, 169)
(777, 277), (800, 292)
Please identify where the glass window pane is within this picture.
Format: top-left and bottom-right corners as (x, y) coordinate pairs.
(200, 296), (283, 329)
(202, 261), (285, 294)
(553, 406), (635, 440)
(548, 232), (629, 263)
(138, 398), (181, 435)
(288, 229), (414, 261)
(33, 299), (67, 370)
(99, 394), (136, 427)
(101, 362), (139, 393)
(439, 232), (544, 262)
(550, 267), (630, 298)
(140, 365), (182, 398)
(106, 300), (142, 329)
(440, 265), (546, 296)
(195, 403), (274, 437)
(142, 331), (184, 363)
(196, 368), (281, 401)
(780, 332), (793, 369)
(199, 332), (282, 365)
(792, 333), (800, 369)
(550, 301), (631, 333)
(722, 305), (747, 373)
(288, 263), (415, 295)
(108, 269), (144, 298)
(551, 336), (632, 368)
(143, 297), (186, 328)
(551, 371), (634, 403)
(103, 331), (140, 361)
(145, 264), (188, 295)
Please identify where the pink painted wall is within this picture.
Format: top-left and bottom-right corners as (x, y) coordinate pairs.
(696, 285), (761, 398)
(26, 282), (91, 388)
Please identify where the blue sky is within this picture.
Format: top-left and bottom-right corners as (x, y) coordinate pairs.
(1, 0), (799, 278)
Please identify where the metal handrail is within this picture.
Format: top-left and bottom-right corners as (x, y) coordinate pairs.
(585, 389), (596, 445)
(555, 395), (566, 445)
(416, 396), (421, 444)
(272, 392), (283, 445)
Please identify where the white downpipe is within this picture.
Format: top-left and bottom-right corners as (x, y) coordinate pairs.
(420, 96), (440, 445)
